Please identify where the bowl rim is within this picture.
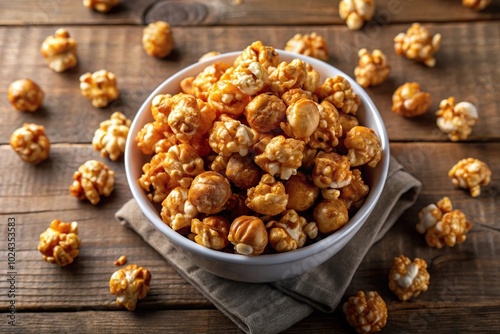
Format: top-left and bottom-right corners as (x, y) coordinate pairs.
(125, 50), (390, 266)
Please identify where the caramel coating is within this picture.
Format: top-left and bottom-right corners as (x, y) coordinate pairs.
(92, 111), (131, 161)
(313, 198), (349, 234)
(254, 135), (305, 180)
(135, 122), (178, 155)
(38, 219), (80, 267)
(285, 173), (320, 212)
(191, 216), (230, 250)
(246, 174), (288, 216)
(40, 28), (78, 72)
(389, 255), (430, 301)
(344, 126), (382, 168)
(436, 97), (478, 141)
(230, 60), (268, 96)
(354, 48), (390, 88)
(281, 88), (314, 107)
(109, 264), (151, 311)
(313, 152), (352, 189)
(10, 123), (50, 164)
(69, 160), (115, 205)
(343, 291), (388, 333)
(226, 154), (262, 190)
(448, 158), (491, 197)
(284, 32), (328, 61)
(208, 118), (256, 157)
(317, 75), (361, 115)
(161, 187), (198, 233)
(182, 62), (231, 101)
(339, 0), (375, 30)
(79, 69), (119, 108)
(268, 58), (308, 95)
(392, 82), (431, 117)
(208, 80), (251, 116)
(228, 216), (268, 255)
(188, 171), (232, 214)
(8, 79), (44, 112)
(394, 23), (441, 67)
(244, 92), (286, 133)
(280, 99), (320, 141)
(339, 169), (369, 210)
(142, 21), (174, 58)
(266, 210), (318, 252)
(234, 40), (280, 70)
(308, 101), (342, 152)
(139, 152), (179, 202)
(164, 144), (205, 189)
(83, 0), (119, 13)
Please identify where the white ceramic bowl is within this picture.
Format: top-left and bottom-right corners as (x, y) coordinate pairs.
(125, 50), (390, 283)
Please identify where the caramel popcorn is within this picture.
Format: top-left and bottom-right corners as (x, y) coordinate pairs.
(228, 216), (268, 255)
(234, 40), (280, 70)
(280, 99), (320, 141)
(354, 49), (390, 88)
(244, 92), (286, 133)
(392, 82), (431, 117)
(389, 255), (430, 301)
(436, 97), (478, 141)
(255, 135), (305, 180)
(313, 198), (349, 234)
(191, 216), (230, 250)
(209, 118), (255, 157)
(394, 23), (441, 67)
(344, 126), (382, 168)
(339, 0), (375, 30)
(142, 21), (174, 58)
(188, 172), (232, 214)
(304, 64), (321, 93)
(10, 123), (50, 164)
(313, 152), (352, 189)
(161, 187), (198, 233)
(339, 111), (359, 134)
(38, 219), (80, 267)
(266, 210), (318, 252)
(225, 154), (262, 190)
(268, 59), (308, 95)
(80, 70), (119, 108)
(339, 169), (369, 210)
(317, 76), (361, 115)
(83, 0), (119, 13)
(343, 291), (388, 333)
(246, 174), (288, 216)
(208, 80), (251, 116)
(285, 173), (320, 212)
(92, 111), (131, 161)
(281, 88), (313, 107)
(308, 101), (342, 151)
(40, 28), (78, 72)
(109, 264), (151, 311)
(284, 32), (328, 61)
(448, 158), (491, 197)
(135, 122), (178, 155)
(164, 144), (205, 189)
(69, 160), (115, 205)
(139, 153), (179, 202)
(463, 0), (490, 10)
(230, 60), (268, 96)
(8, 79), (44, 112)
(182, 62), (231, 101)
(114, 255), (127, 266)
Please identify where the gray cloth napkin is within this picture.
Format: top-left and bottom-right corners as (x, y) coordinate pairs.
(116, 156), (421, 334)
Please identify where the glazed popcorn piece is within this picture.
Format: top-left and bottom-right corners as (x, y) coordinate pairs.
(234, 40), (280, 70)
(83, 0), (119, 13)
(139, 153), (179, 203)
(246, 174), (288, 216)
(436, 97), (478, 141)
(285, 173), (320, 212)
(389, 256), (430, 301)
(80, 69), (119, 108)
(228, 216), (268, 255)
(188, 171), (232, 214)
(416, 196), (452, 234)
(354, 49), (390, 88)
(313, 152), (352, 189)
(69, 160), (115, 205)
(254, 135), (305, 180)
(225, 154), (262, 190)
(92, 111), (131, 161)
(10, 123), (50, 164)
(307, 101), (343, 151)
(284, 32), (328, 61)
(230, 60), (268, 96)
(142, 21), (174, 58)
(135, 122), (178, 155)
(109, 264), (151, 311)
(449, 158), (491, 197)
(164, 144), (205, 189)
(191, 216), (230, 250)
(161, 187), (198, 232)
(314, 198), (349, 234)
(8, 79), (44, 112)
(266, 210), (318, 253)
(208, 118), (255, 157)
(463, 0), (490, 10)
(280, 99), (320, 142)
(244, 92), (287, 133)
(114, 255), (127, 266)
(392, 82), (431, 117)
(339, 111), (359, 135)
(339, 0), (375, 30)
(268, 58), (308, 95)
(344, 126), (382, 168)
(38, 219), (80, 267)
(317, 75), (361, 115)
(339, 169), (369, 210)
(182, 62), (231, 101)
(343, 291), (388, 333)
(207, 80), (251, 116)
(40, 28), (78, 72)
(394, 23), (441, 67)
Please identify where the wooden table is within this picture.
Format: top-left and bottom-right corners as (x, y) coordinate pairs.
(1, 1), (499, 332)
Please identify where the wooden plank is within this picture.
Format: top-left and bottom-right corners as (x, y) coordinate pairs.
(1, 0), (500, 26)
(1, 22), (499, 144)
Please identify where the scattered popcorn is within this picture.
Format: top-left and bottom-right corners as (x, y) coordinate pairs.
(83, 0), (119, 13)
(343, 291), (388, 333)
(8, 79), (44, 112)
(109, 264), (151, 311)
(344, 126), (382, 168)
(114, 255), (127, 266)
(40, 28), (78, 72)
(394, 23), (441, 67)
(284, 32), (328, 61)
(92, 111), (131, 161)
(389, 255), (430, 301)
(436, 97), (478, 141)
(463, 0), (490, 10)
(266, 210), (318, 252)
(38, 219), (80, 267)
(339, 0), (375, 30)
(80, 69), (119, 108)
(234, 40), (280, 70)
(392, 82), (431, 117)
(449, 158), (491, 197)
(142, 21), (175, 58)
(228, 216), (268, 255)
(354, 49), (390, 88)
(69, 160), (115, 205)
(10, 123), (50, 164)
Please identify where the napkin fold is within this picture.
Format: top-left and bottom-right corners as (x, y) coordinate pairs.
(116, 156), (421, 334)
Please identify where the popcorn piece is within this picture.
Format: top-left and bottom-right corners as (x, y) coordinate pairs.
(436, 97), (478, 141)
(191, 216), (230, 250)
(208, 118), (255, 157)
(223, 193), (253, 222)
(463, 0), (490, 10)
(308, 101), (343, 151)
(304, 64), (321, 93)
(209, 154), (230, 176)
(114, 255), (127, 266)
(161, 187), (198, 233)
(339, 111), (359, 135)
(84, 0), (119, 13)
(10, 123), (50, 164)
(135, 122), (178, 155)
(230, 60), (268, 96)
(285, 173), (320, 212)
(339, 0), (375, 30)
(317, 76), (361, 115)
(234, 40), (280, 70)
(228, 216), (268, 255)
(268, 59), (308, 95)
(40, 28), (78, 72)
(313, 152), (352, 189)
(449, 158), (491, 197)
(188, 172), (232, 214)
(246, 174), (288, 216)
(354, 49), (390, 88)
(199, 51), (221, 62)
(266, 210), (318, 252)
(313, 198), (349, 234)
(225, 154), (262, 190)
(394, 23), (441, 67)
(164, 144), (205, 189)
(69, 160), (115, 205)
(109, 264), (151, 311)
(339, 169), (369, 210)
(344, 126), (382, 168)
(281, 88), (314, 107)
(38, 219), (80, 267)
(392, 82), (431, 117)
(244, 92), (286, 133)
(284, 32), (328, 61)
(142, 21), (174, 58)
(254, 135), (305, 180)
(208, 80), (251, 116)
(182, 62), (231, 101)
(80, 70), (119, 108)
(92, 111), (131, 161)
(280, 99), (320, 142)
(8, 79), (44, 112)
(139, 153), (179, 202)
(343, 291), (388, 334)
(416, 196), (452, 234)
(389, 255), (430, 301)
